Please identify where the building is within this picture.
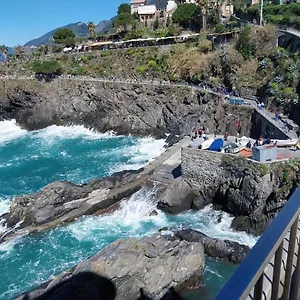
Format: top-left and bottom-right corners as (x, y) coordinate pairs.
(138, 5), (157, 22)
(130, 0), (146, 14)
(252, 144), (277, 163)
(220, 1), (234, 18)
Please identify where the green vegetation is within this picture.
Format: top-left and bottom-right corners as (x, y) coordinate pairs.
(172, 3), (201, 30)
(117, 3), (131, 14)
(87, 21), (96, 38)
(31, 60), (63, 75)
(53, 28), (76, 46)
(245, 3), (300, 29)
(114, 3), (136, 31)
(235, 25), (254, 59)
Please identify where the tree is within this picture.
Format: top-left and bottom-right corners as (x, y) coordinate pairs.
(172, 3), (200, 30)
(196, 0), (209, 30)
(32, 60), (62, 75)
(0, 45), (8, 60)
(166, 15), (171, 27)
(114, 12), (134, 31)
(87, 21), (96, 37)
(53, 28), (76, 46)
(14, 45), (24, 59)
(153, 16), (159, 30)
(117, 3), (131, 15)
(235, 25), (255, 59)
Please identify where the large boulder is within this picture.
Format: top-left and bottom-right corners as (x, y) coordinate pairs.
(157, 177), (195, 214)
(1, 169), (143, 242)
(174, 229), (250, 264)
(17, 233), (205, 300)
(4, 181), (92, 229)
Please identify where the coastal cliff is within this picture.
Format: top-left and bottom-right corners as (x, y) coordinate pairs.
(0, 79), (253, 138)
(181, 148), (300, 236)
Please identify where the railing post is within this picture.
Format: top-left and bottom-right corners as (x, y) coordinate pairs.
(282, 219), (298, 300)
(254, 274), (264, 300)
(271, 242), (283, 300)
(290, 223), (300, 300)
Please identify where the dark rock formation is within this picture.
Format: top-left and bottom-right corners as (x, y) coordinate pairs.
(0, 79), (253, 138)
(16, 233), (205, 300)
(181, 148), (300, 236)
(157, 177), (195, 214)
(173, 229), (250, 264)
(1, 169), (143, 241)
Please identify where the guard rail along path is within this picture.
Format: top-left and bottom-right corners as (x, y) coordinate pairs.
(216, 187), (300, 300)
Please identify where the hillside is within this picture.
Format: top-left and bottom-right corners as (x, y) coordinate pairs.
(95, 17), (115, 33)
(24, 19), (115, 47)
(24, 22), (90, 46)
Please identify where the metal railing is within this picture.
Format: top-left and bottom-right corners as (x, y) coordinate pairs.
(216, 187), (300, 300)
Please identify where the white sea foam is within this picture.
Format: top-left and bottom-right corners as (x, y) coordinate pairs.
(0, 120), (27, 145)
(178, 205), (258, 247)
(34, 124), (116, 141)
(68, 188), (166, 241)
(110, 137), (166, 172)
(68, 187), (257, 248)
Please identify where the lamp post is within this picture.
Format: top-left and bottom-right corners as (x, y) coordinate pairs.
(260, 0), (263, 26)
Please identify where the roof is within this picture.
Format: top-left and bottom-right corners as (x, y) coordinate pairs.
(147, 0), (168, 9)
(130, 0), (146, 4)
(138, 5), (157, 14)
(89, 41), (113, 47)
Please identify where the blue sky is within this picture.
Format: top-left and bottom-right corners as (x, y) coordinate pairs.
(0, 0), (128, 46)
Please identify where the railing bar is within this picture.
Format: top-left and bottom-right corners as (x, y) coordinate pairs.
(290, 229), (300, 300)
(254, 274), (264, 300)
(282, 219), (298, 300)
(215, 188), (300, 300)
(271, 242), (283, 300)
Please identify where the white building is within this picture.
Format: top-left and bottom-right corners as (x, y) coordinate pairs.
(130, 0), (146, 14)
(138, 5), (157, 21)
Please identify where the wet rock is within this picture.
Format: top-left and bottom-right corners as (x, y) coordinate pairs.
(18, 233), (205, 300)
(157, 177), (195, 214)
(1, 169), (143, 241)
(174, 229), (250, 264)
(149, 210), (158, 216)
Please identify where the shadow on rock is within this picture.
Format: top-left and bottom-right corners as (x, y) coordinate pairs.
(20, 272), (116, 300)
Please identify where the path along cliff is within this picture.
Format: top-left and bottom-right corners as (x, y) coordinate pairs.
(0, 78), (253, 138)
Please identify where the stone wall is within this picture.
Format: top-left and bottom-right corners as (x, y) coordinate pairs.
(251, 111), (288, 140)
(181, 147), (300, 236)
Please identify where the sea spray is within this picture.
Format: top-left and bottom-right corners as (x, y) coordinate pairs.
(0, 120), (258, 300)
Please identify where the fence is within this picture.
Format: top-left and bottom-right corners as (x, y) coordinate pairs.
(216, 187), (300, 300)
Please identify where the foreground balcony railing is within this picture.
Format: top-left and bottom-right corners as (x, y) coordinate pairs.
(216, 187), (300, 300)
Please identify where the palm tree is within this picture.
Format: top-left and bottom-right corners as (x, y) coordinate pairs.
(14, 45), (24, 59)
(196, 0), (209, 30)
(87, 21), (96, 37)
(0, 45), (8, 60)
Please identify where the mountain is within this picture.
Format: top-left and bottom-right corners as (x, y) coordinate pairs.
(24, 22), (89, 46)
(24, 18), (116, 47)
(95, 17), (115, 34)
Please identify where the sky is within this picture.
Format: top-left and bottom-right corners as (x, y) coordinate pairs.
(0, 0), (129, 47)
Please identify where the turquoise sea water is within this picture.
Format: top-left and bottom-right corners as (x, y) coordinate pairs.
(0, 120), (257, 300)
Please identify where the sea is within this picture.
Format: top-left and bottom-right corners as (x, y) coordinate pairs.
(0, 120), (257, 300)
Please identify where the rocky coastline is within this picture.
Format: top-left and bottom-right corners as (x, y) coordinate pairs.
(0, 79), (253, 138)
(1, 77), (297, 299)
(15, 229), (251, 300)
